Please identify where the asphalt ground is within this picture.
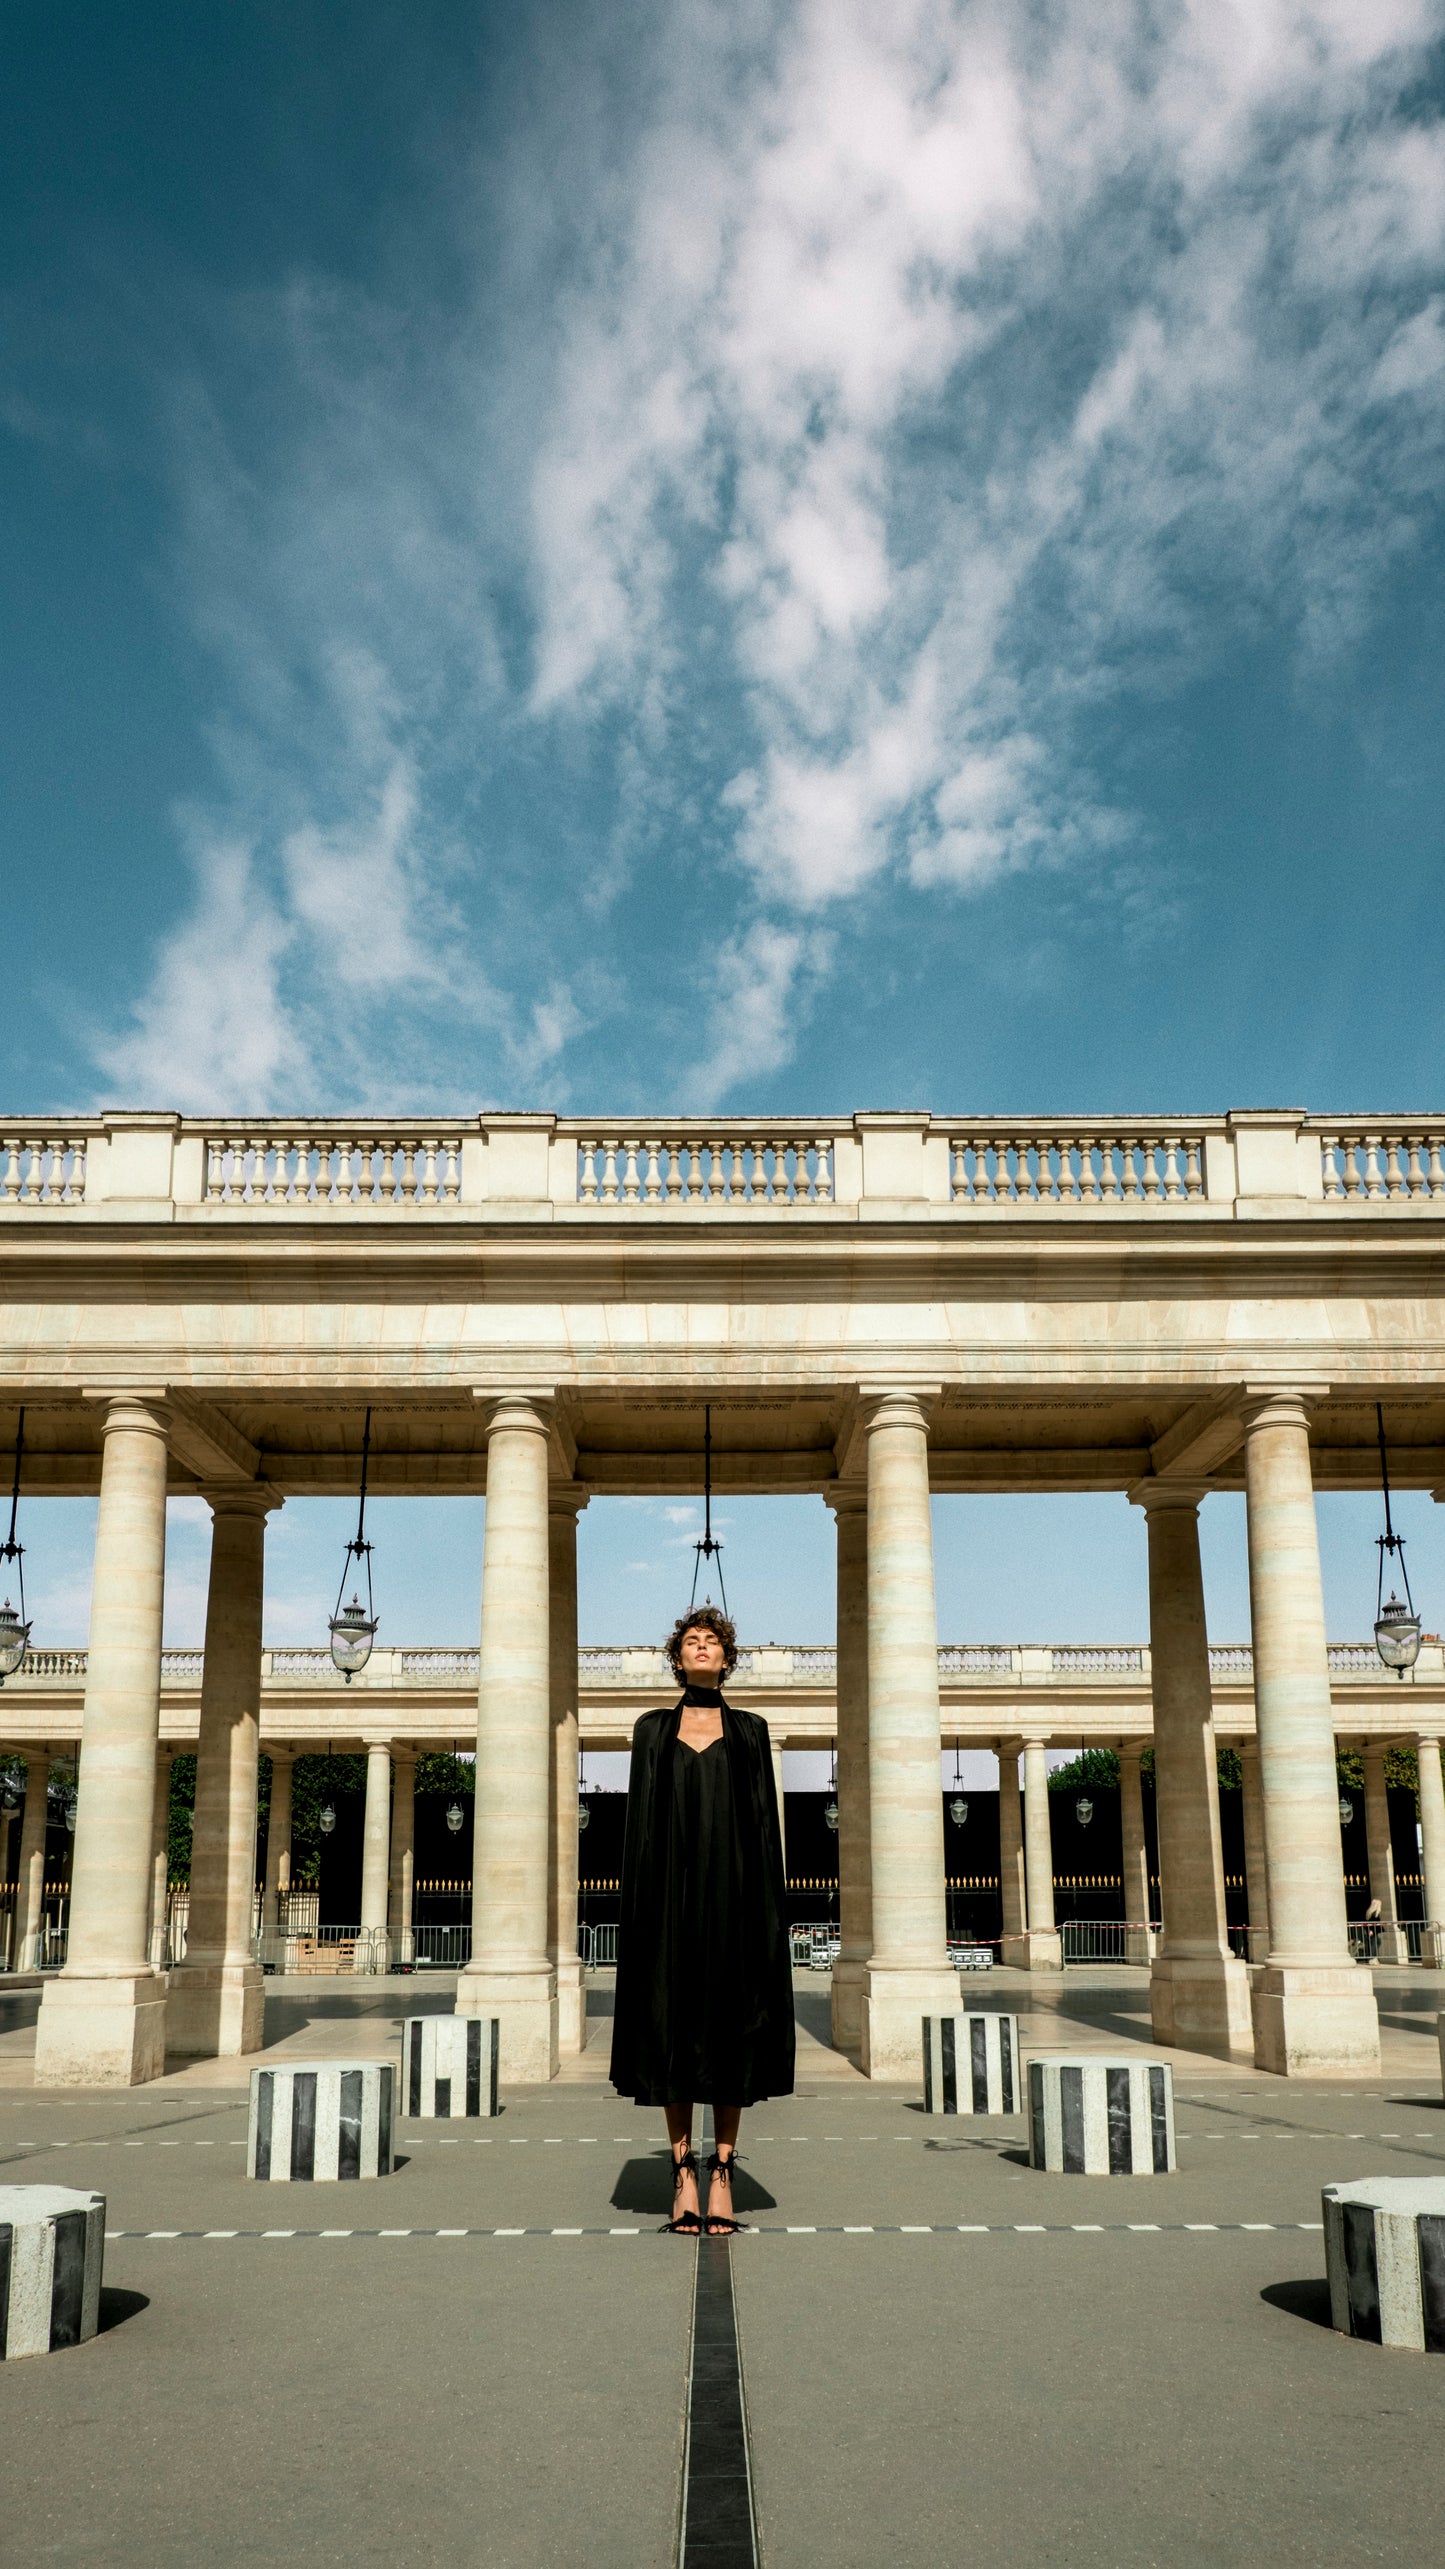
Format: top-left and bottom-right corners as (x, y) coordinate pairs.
(3, 2054), (1445, 2566)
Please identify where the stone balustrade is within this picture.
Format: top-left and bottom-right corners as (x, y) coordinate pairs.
(5, 1108), (1445, 1221)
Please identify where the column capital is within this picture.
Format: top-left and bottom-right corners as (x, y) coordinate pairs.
(262, 1742), (295, 1765)
(474, 1390), (554, 1440)
(82, 1388), (172, 1440)
(825, 1480), (867, 1519)
(199, 1481), (284, 1520)
(857, 1385), (941, 1433)
(1238, 1384), (1328, 1434)
(1128, 1478), (1205, 1515)
(547, 1479), (589, 1520)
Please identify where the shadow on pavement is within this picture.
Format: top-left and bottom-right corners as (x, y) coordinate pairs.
(98, 2287), (150, 2335)
(610, 2155), (777, 2216)
(1260, 2278), (1334, 2331)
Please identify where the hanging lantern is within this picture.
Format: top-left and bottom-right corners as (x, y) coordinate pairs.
(577, 1798), (591, 1832)
(1339, 1793), (1354, 1827)
(948, 1796), (968, 1828)
(1373, 1404), (1422, 1677)
(0, 1411), (33, 1686)
(1076, 1796), (1094, 1828)
(0, 1768), (19, 1811)
(328, 1409), (378, 1680)
(825, 1800), (840, 1831)
(445, 1800), (465, 1835)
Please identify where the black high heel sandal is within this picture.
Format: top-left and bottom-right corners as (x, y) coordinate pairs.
(667, 2146), (702, 2235)
(704, 2148), (743, 2236)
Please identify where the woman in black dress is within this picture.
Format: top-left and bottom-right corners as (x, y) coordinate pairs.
(609, 1605), (795, 2234)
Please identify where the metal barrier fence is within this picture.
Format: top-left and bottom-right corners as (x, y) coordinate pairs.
(254, 1924), (393, 1975)
(411, 1923), (471, 1969)
(1061, 1921), (1161, 1965)
(581, 1923), (618, 1970)
(790, 1924), (839, 1969)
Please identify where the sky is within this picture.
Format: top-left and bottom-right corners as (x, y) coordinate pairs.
(3, 4), (1445, 1716)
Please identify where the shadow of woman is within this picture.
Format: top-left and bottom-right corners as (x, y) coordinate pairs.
(609, 2154), (777, 2217)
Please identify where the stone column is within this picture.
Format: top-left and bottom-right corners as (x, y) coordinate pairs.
(1130, 1485), (1252, 2057)
(1118, 1742), (1155, 1961)
(548, 1485), (588, 2057)
(147, 1750), (174, 1971)
(1361, 1741), (1407, 1964)
(456, 1394), (558, 2080)
(827, 1488), (871, 2057)
(262, 1748), (293, 1929)
(389, 1748), (415, 1967)
(1016, 1735), (1062, 1970)
(35, 1394), (171, 2085)
(1240, 1736), (1271, 1963)
(15, 1748), (50, 1972)
(996, 1741), (1027, 1957)
(771, 1743), (788, 1876)
(359, 1742), (392, 1968)
(1242, 1390), (1379, 2074)
(859, 1391), (959, 2076)
(1416, 1735), (1445, 1966)
(168, 1487), (278, 2057)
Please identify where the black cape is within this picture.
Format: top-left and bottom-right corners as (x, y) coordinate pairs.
(609, 1697), (795, 2108)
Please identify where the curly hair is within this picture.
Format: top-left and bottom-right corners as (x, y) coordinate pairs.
(664, 1603), (738, 1677)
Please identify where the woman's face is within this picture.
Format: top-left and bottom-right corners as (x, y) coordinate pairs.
(678, 1624), (727, 1682)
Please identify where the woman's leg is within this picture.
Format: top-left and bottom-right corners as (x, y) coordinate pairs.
(665, 2102), (699, 2226)
(706, 2104), (742, 2229)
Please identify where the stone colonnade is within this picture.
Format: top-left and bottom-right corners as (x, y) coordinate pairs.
(25, 1375), (1445, 2088)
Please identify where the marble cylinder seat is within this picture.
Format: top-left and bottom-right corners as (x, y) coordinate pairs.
(1028, 2055), (1175, 2174)
(0, 2186), (105, 2358)
(922, 2013), (1023, 2115)
(247, 2062), (394, 2181)
(1324, 2179), (1445, 2352)
(402, 2015), (500, 2120)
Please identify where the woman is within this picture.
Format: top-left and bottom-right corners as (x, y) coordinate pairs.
(609, 1605), (795, 2234)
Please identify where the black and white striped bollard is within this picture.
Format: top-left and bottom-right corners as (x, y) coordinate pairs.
(402, 2016), (500, 2119)
(0, 2186), (105, 2359)
(922, 2013), (1023, 2114)
(1324, 2179), (1445, 2351)
(1027, 2055), (1175, 2173)
(247, 2061), (395, 2180)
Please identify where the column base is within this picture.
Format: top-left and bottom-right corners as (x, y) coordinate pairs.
(1149, 1953), (1254, 2059)
(165, 1960), (266, 2058)
(1421, 1925), (1445, 1968)
(1249, 1962), (1381, 2076)
(860, 1964), (963, 2079)
(1000, 1930), (1063, 1972)
(829, 1957), (866, 2060)
(455, 1965), (558, 2082)
(34, 1971), (169, 2088)
(555, 1956), (586, 2058)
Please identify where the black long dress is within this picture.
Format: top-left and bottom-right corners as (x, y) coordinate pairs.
(609, 1694), (795, 2108)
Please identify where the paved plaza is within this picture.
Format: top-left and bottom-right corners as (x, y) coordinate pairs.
(3, 1968), (1443, 2566)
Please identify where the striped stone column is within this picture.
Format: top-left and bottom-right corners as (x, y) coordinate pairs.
(1417, 1736), (1445, 1966)
(1242, 1390), (1379, 2074)
(456, 1393), (558, 2081)
(859, 1390), (958, 2077)
(35, 1394), (171, 2086)
(169, 1487), (278, 2056)
(548, 1485), (587, 2056)
(827, 1486), (871, 2058)
(1131, 1483), (1251, 2058)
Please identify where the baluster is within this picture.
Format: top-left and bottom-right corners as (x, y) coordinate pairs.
(420, 1141), (439, 1205)
(814, 1137), (834, 1204)
(727, 1142), (747, 1203)
(1428, 1137), (1445, 1201)
(1, 1138), (19, 1204)
(70, 1138), (87, 1203)
(664, 1144), (683, 1202)
(1140, 1141), (1161, 1201)
(1384, 1136), (1407, 1200)
(1119, 1140), (1140, 1201)
(329, 1143), (348, 1205)
(1183, 1138), (1203, 1200)
(1076, 1137), (1100, 1204)
(1017, 1139), (1037, 1202)
(685, 1143), (705, 1203)
(643, 1142), (663, 1204)
(205, 1141), (224, 1205)
(442, 1140), (461, 1202)
(22, 1139), (44, 1205)
(1161, 1138), (1183, 1201)
(1041, 1139), (1061, 1202)
(244, 1138), (264, 1204)
(1318, 1135), (1341, 1199)
(600, 1140), (620, 1204)
(621, 1141), (641, 1204)
(707, 1142), (726, 1203)
(579, 1141), (598, 1202)
(1056, 1136), (1078, 1202)
(1363, 1134), (1385, 1200)
(1406, 1136), (1426, 1199)
(978, 1136), (1000, 1201)
(950, 1138), (969, 1201)
(400, 1144), (418, 1203)
(1099, 1139), (1121, 1203)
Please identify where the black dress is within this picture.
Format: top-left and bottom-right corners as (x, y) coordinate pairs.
(609, 1696), (795, 2108)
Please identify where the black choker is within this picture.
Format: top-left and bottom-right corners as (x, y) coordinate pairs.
(681, 1683), (723, 1707)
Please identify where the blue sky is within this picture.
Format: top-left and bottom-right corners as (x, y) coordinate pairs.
(4, 4), (1445, 1688)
